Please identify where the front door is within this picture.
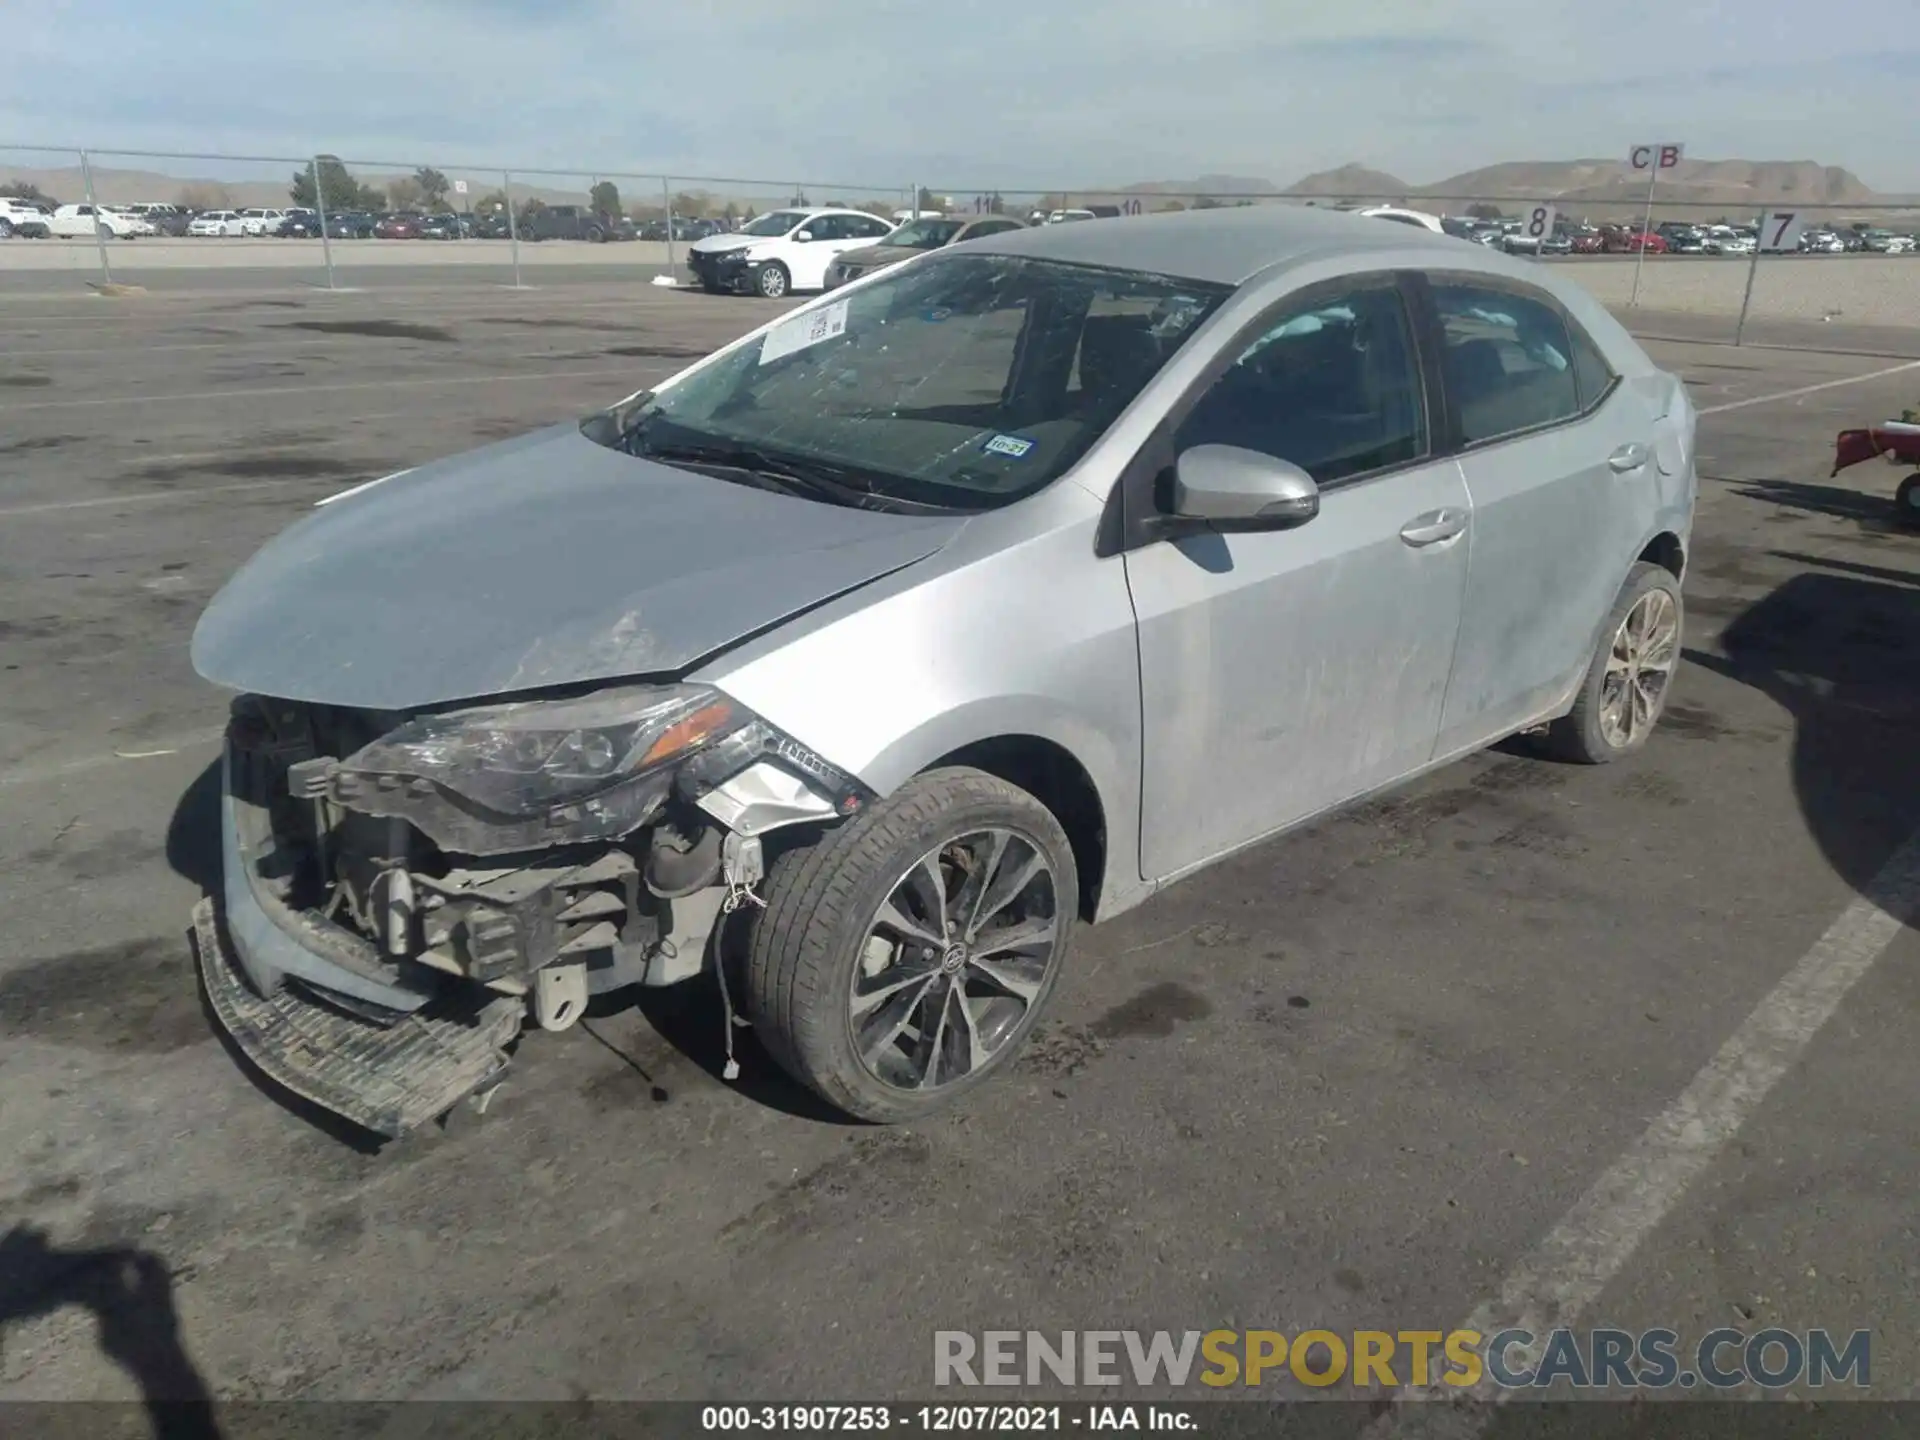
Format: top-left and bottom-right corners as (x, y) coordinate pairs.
(1126, 277), (1473, 881)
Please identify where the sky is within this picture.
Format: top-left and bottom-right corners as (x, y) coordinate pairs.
(3, 0), (1916, 193)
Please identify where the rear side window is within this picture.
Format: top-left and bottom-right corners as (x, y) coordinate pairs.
(1568, 323), (1617, 410)
(1430, 282), (1580, 445)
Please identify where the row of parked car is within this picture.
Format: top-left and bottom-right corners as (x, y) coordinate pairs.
(0, 197), (747, 243)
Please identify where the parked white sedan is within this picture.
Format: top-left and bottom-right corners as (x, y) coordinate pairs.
(238, 208), (286, 236)
(188, 210), (247, 237)
(47, 204), (151, 239)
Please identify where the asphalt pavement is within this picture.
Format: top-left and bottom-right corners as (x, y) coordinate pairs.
(2, 281), (1919, 1415)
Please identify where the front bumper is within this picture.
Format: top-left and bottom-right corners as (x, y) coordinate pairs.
(195, 897), (519, 1137)
(687, 249), (753, 290)
(200, 743), (520, 1136)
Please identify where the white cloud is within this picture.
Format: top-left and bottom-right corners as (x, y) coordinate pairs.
(2, 0), (1915, 191)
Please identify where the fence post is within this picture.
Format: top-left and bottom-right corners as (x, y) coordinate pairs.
(78, 149), (113, 287)
(504, 171), (524, 288)
(1733, 209), (1766, 347)
(662, 177), (676, 281)
(311, 157), (337, 291)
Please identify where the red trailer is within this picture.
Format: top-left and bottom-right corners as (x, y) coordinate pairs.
(1832, 421), (1920, 528)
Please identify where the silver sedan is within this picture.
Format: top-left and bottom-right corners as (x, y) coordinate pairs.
(191, 205), (1695, 1132)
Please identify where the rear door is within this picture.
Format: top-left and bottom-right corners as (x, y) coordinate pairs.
(1425, 275), (1655, 755)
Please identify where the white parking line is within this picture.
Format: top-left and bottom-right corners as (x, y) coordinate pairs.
(1698, 359), (1920, 415)
(0, 366), (639, 413)
(0, 728), (224, 790)
(1367, 823), (1920, 1435)
(0, 475), (357, 518)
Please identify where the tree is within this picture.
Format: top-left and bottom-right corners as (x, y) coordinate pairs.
(175, 183), (230, 211)
(414, 167), (451, 211)
(722, 201), (738, 224)
(1192, 195), (1221, 210)
(1465, 202), (1505, 220)
(670, 191), (703, 218)
(916, 186), (938, 214)
(516, 197), (547, 227)
(589, 180), (622, 219)
(1155, 199), (1187, 213)
(385, 176), (426, 211)
(290, 155), (381, 212)
(4, 179), (59, 208)
(473, 189), (510, 214)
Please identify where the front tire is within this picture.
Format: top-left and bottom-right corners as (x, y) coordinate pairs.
(1544, 562), (1684, 763)
(753, 261), (790, 299)
(745, 767), (1077, 1123)
(1895, 473), (1920, 530)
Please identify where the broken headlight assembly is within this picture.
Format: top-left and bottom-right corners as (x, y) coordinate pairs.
(320, 683), (864, 855)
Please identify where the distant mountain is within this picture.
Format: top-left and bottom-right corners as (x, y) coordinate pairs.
(1285, 164), (1410, 198)
(1120, 174), (1283, 197)
(1417, 158), (1887, 207)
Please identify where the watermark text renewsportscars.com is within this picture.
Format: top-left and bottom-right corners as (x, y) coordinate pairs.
(934, 1329), (1871, 1391)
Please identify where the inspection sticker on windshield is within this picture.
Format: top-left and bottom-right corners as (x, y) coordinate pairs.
(983, 433), (1036, 459)
(759, 300), (849, 365)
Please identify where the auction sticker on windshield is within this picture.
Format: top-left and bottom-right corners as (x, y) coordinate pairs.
(760, 299), (850, 365)
(983, 434), (1036, 459)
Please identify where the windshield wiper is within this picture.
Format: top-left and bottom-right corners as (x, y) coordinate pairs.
(635, 438), (962, 514)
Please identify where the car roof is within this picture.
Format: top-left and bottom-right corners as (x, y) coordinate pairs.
(961, 202), (1479, 286)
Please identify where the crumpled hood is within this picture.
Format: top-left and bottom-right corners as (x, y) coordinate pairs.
(834, 243), (917, 270)
(690, 233), (755, 256)
(192, 425), (962, 711)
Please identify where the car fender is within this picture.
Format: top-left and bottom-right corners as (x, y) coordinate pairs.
(696, 490), (1151, 920)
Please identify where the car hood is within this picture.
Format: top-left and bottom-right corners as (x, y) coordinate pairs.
(835, 243), (919, 270)
(690, 233), (755, 255)
(191, 424), (963, 711)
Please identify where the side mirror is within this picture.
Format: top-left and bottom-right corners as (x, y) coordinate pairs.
(1166, 444), (1320, 531)
(793, 229), (814, 242)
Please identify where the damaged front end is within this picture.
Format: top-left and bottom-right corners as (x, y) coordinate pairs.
(196, 683), (866, 1137)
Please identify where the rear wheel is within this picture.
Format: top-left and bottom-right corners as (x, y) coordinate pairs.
(1544, 562), (1684, 764)
(753, 262), (790, 299)
(0, 219), (12, 240)
(746, 767), (1077, 1123)
(1895, 473), (1920, 529)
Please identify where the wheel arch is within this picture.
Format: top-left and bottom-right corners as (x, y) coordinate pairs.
(927, 735), (1109, 924)
(1637, 529), (1686, 581)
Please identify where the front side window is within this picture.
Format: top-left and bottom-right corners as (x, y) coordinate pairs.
(885, 218), (964, 249)
(741, 209), (808, 238)
(847, 214), (894, 239)
(1175, 282), (1427, 485)
(1429, 282), (1580, 444)
(597, 254), (1230, 511)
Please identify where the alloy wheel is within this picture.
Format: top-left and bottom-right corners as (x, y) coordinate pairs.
(1599, 587), (1678, 748)
(851, 828), (1060, 1093)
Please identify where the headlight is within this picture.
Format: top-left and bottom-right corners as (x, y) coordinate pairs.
(325, 683), (868, 855)
(346, 684), (744, 815)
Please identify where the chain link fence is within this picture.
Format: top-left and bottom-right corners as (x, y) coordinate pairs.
(4, 145), (1919, 343)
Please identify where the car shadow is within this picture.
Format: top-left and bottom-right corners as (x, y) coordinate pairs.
(0, 1225), (225, 1440)
(1723, 476), (1905, 533)
(1686, 566), (1920, 914)
(164, 760), (222, 895)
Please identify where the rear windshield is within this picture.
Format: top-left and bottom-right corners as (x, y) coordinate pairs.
(600, 253), (1230, 511)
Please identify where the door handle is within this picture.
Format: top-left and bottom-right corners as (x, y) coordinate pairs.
(1399, 508), (1469, 547)
(1608, 443), (1650, 473)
